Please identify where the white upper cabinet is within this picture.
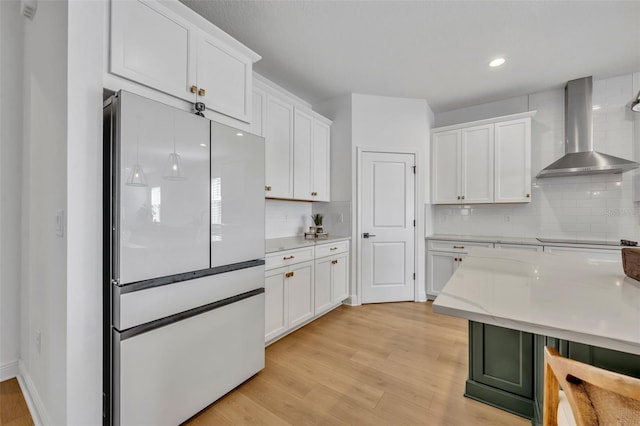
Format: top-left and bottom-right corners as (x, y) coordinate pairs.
(293, 109), (313, 200)
(195, 32), (253, 122)
(110, 0), (192, 101)
(257, 77), (332, 202)
(432, 130), (460, 204)
(293, 109), (331, 202)
(110, 0), (259, 123)
(462, 125), (494, 204)
(311, 119), (331, 202)
(494, 118), (532, 203)
(265, 94), (295, 199)
(431, 112), (535, 205)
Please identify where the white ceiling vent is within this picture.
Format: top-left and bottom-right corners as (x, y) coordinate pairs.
(21, 0), (37, 20)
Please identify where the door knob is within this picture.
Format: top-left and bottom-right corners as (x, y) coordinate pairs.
(363, 233), (377, 238)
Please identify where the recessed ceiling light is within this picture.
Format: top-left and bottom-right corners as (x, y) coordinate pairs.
(592, 105), (601, 110)
(200, 143), (207, 147)
(236, 132), (244, 137)
(489, 57), (506, 68)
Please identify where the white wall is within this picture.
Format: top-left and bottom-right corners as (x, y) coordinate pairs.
(21, 1), (69, 424)
(433, 73), (640, 242)
(65, 0), (104, 423)
(0, 0), (23, 381)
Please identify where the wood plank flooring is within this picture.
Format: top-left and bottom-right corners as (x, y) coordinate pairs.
(0, 378), (34, 426)
(188, 302), (529, 425)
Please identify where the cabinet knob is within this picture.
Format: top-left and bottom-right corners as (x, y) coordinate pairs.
(311, 191), (317, 196)
(190, 85), (198, 94)
(198, 88), (206, 97)
(459, 258), (463, 262)
(283, 255), (295, 260)
(331, 260), (338, 265)
(526, 193), (530, 198)
(285, 272), (294, 278)
(461, 195), (465, 200)
(454, 257), (459, 262)
(457, 196), (461, 200)
(265, 186), (272, 191)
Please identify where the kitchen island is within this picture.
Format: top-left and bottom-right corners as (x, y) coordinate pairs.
(432, 247), (640, 424)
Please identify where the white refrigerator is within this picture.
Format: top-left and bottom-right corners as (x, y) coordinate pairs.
(103, 91), (265, 425)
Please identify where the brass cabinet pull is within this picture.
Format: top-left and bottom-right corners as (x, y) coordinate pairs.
(331, 260), (338, 265)
(453, 245), (464, 249)
(457, 196), (461, 200)
(330, 247), (338, 251)
(454, 257), (459, 262)
(283, 255), (295, 260)
(265, 185), (272, 191)
(459, 258), (463, 262)
(285, 272), (294, 278)
(198, 88), (206, 97)
(311, 191), (317, 196)
(461, 195), (465, 200)
(526, 193), (531, 198)
(190, 85), (198, 93)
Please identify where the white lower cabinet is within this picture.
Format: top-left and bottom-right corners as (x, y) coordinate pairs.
(314, 242), (349, 316)
(427, 239), (494, 298)
(265, 240), (350, 344)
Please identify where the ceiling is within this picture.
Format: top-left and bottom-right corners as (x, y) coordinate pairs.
(180, 1), (640, 113)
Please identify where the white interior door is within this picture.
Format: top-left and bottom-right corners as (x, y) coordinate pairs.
(360, 152), (415, 303)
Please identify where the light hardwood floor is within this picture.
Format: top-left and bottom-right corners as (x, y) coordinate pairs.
(187, 302), (529, 425)
(0, 378), (34, 426)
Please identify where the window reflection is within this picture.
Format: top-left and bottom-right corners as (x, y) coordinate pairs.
(211, 177), (222, 241)
(151, 186), (161, 223)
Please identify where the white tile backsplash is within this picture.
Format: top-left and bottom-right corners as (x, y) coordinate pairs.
(265, 199), (313, 239)
(434, 73), (640, 242)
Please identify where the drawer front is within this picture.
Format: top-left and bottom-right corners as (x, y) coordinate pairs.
(428, 240), (493, 252)
(315, 240), (349, 258)
(495, 243), (542, 252)
(266, 246), (315, 270)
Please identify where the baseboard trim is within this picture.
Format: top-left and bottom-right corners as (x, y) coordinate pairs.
(0, 360), (19, 381)
(345, 294), (361, 306)
(18, 360), (48, 426)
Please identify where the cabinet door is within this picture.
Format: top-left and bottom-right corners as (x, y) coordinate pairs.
(461, 124), (494, 204)
(293, 109), (313, 200)
(287, 261), (314, 328)
(250, 87), (266, 137)
(196, 32), (253, 123)
(265, 95), (294, 199)
(331, 253), (349, 304)
(110, 0), (194, 102)
(427, 251), (459, 296)
(470, 322), (534, 398)
(312, 120), (331, 202)
(495, 118), (531, 203)
(432, 130), (460, 204)
(314, 257), (332, 315)
(265, 267), (288, 342)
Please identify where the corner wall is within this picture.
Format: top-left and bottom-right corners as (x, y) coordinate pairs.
(0, 0), (23, 381)
(21, 1), (69, 424)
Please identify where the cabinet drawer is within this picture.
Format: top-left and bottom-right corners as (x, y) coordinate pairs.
(315, 240), (349, 258)
(266, 246), (314, 270)
(428, 240), (493, 252)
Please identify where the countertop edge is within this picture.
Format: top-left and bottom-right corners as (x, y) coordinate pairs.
(426, 234), (626, 251)
(432, 302), (640, 356)
(266, 236), (351, 254)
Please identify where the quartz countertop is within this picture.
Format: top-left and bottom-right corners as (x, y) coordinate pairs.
(427, 234), (625, 251)
(266, 235), (351, 254)
(432, 247), (640, 355)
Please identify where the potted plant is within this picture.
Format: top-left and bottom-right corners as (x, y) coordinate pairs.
(311, 213), (324, 234)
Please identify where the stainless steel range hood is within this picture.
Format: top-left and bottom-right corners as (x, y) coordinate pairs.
(536, 76), (639, 178)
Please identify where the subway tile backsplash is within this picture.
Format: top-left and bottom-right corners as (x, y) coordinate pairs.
(434, 73), (640, 242)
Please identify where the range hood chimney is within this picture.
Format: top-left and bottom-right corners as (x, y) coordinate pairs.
(536, 76), (639, 178)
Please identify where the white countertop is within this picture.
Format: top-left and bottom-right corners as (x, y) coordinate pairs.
(427, 234), (626, 251)
(266, 235), (351, 253)
(432, 247), (640, 355)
